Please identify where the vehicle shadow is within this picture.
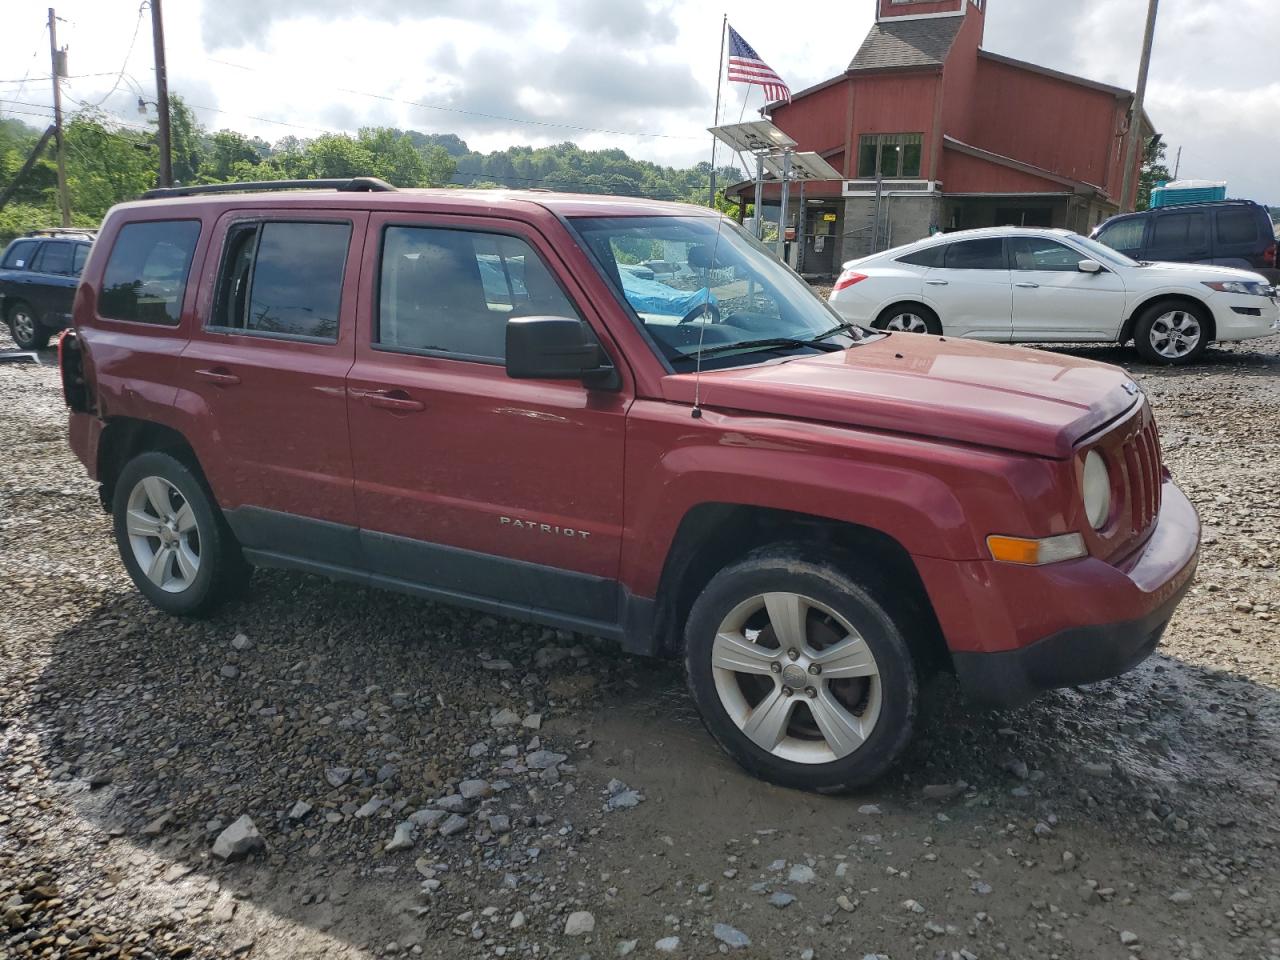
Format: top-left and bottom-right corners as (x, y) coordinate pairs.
(1035, 340), (1280, 378)
(31, 570), (1280, 954)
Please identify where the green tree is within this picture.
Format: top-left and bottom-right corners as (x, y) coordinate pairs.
(166, 94), (206, 186)
(1136, 134), (1172, 212)
(63, 111), (154, 220)
(203, 129), (266, 182)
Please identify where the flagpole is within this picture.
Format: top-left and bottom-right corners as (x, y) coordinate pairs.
(708, 13), (728, 207)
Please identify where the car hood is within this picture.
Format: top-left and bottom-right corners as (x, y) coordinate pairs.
(1136, 260), (1268, 283)
(661, 334), (1141, 459)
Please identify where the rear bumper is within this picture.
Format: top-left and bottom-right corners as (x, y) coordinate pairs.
(916, 479), (1200, 707)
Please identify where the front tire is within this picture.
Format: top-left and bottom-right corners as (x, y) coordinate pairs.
(1133, 301), (1210, 365)
(112, 452), (248, 616)
(684, 546), (919, 792)
(8, 300), (49, 351)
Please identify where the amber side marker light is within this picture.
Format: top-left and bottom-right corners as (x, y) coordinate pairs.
(987, 533), (1087, 566)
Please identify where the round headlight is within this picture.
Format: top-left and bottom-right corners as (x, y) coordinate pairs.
(1082, 450), (1111, 529)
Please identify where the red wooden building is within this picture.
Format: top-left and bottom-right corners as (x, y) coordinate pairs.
(728, 0), (1156, 277)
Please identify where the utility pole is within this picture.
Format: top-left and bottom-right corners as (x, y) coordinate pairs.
(47, 7), (70, 227)
(151, 0), (173, 187)
(1120, 0), (1159, 213)
(1172, 145), (1182, 179)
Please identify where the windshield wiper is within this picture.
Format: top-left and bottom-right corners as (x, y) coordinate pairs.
(680, 325), (859, 361)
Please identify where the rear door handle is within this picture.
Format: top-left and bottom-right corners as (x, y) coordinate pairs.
(1015, 282), (1040, 289)
(925, 279), (949, 286)
(360, 389), (425, 413)
(194, 367), (241, 387)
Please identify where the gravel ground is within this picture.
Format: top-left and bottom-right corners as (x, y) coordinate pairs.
(1, 326), (1278, 960)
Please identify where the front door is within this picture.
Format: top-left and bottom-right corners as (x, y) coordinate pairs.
(923, 236), (1013, 340)
(179, 211), (367, 562)
(1008, 236), (1129, 341)
(345, 213), (630, 628)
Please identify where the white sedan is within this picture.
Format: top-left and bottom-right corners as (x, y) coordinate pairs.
(827, 227), (1279, 364)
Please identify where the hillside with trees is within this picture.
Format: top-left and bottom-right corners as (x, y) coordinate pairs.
(0, 97), (743, 242)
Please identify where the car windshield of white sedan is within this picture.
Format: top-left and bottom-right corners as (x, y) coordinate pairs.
(1072, 234), (1140, 268)
(570, 215), (862, 368)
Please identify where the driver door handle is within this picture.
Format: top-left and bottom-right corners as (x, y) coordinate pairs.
(925, 279), (949, 286)
(357, 389), (425, 413)
(1015, 282), (1040, 289)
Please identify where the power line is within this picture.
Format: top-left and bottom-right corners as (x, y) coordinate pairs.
(78, 2), (148, 109)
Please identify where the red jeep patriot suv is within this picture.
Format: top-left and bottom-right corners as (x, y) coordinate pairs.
(60, 178), (1201, 791)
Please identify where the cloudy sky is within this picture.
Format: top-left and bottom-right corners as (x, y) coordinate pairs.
(2, 0), (1276, 202)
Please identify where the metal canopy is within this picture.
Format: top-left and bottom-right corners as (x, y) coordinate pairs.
(708, 120), (797, 154)
(763, 151), (844, 182)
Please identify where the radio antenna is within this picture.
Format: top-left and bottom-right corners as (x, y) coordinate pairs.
(694, 17), (732, 421)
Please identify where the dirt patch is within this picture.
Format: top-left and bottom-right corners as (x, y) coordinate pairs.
(1, 328), (1277, 959)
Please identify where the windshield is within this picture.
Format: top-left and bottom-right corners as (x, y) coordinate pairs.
(569, 215), (863, 368)
(1071, 233), (1141, 268)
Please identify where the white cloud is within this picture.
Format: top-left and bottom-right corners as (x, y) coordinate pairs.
(2, 0), (1275, 202)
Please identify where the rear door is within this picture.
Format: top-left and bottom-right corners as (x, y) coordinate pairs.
(345, 212), (629, 628)
(1146, 209), (1210, 265)
(1211, 206), (1264, 271)
(922, 237), (1013, 340)
(179, 210), (367, 563)
(1008, 236), (1128, 341)
(27, 240), (80, 329)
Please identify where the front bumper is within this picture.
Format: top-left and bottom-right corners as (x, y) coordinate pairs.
(916, 479), (1200, 707)
(1211, 294), (1280, 342)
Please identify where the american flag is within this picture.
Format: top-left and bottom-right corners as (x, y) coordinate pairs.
(727, 25), (791, 104)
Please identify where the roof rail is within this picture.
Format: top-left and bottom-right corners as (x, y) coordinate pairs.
(26, 227), (98, 238)
(141, 177), (398, 200)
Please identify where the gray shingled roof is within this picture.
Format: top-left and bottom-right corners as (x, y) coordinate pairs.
(848, 17), (964, 71)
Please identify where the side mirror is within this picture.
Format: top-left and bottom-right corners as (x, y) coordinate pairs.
(1078, 259), (1104, 274)
(506, 316), (618, 387)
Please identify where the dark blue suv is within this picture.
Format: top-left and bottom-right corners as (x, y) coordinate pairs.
(0, 229), (95, 350)
(1092, 200), (1278, 285)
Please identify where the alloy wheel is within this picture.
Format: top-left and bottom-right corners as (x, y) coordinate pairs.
(11, 308), (36, 347)
(884, 312), (929, 334)
(711, 592), (883, 765)
(1149, 310), (1201, 360)
(125, 476), (201, 593)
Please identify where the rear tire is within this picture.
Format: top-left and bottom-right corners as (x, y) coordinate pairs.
(684, 545), (918, 792)
(112, 451), (249, 617)
(873, 302), (941, 336)
(7, 300), (49, 351)
(1133, 301), (1210, 365)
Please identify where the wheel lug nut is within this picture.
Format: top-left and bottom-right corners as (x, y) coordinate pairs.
(808, 664), (821, 676)
(781, 686), (794, 697)
(770, 662), (782, 674)
(787, 649), (800, 661)
(805, 687), (818, 698)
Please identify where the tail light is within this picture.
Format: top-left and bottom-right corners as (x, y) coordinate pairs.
(1264, 241), (1276, 269)
(833, 270), (868, 293)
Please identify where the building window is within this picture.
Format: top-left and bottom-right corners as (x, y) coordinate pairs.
(857, 134), (923, 179)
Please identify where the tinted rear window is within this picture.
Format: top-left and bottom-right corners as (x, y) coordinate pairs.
(211, 221), (351, 341)
(943, 238), (1005, 270)
(33, 241), (74, 275)
(3, 239), (38, 269)
(1152, 212), (1207, 249)
(1216, 208), (1259, 246)
(99, 220), (201, 326)
(897, 244), (946, 268)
